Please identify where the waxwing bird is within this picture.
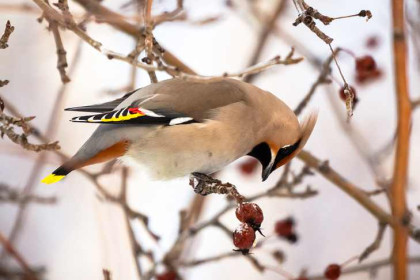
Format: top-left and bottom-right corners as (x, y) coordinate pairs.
(41, 78), (317, 184)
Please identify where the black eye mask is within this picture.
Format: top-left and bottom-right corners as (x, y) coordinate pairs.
(273, 139), (301, 167)
(247, 142), (271, 170)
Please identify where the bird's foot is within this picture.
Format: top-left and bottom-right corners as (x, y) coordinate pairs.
(189, 172), (219, 195)
(189, 172), (245, 203)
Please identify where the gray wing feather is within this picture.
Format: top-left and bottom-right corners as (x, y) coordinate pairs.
(117, 79), (248, 121)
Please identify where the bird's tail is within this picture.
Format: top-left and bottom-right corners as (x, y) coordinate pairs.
(41, 140), (131, 184)
(41, 164), (74, 184)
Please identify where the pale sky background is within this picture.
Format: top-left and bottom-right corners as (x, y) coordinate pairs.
(0, 0), (420, 279)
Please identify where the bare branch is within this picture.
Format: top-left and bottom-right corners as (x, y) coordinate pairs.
(0, 20), (14, 49)
(49, 21), (70, 83)
(32, 0), (102, 50)
(0, 125), (60, 152)
(359, 223), (387, 262)
(0, 183), (57, 205)
(189, 173), (245, 204)
(0, 232), (39, 280)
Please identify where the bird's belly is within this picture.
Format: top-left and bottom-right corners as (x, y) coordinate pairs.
(125, 148), (234, 180)
(123, 121), (254, 180)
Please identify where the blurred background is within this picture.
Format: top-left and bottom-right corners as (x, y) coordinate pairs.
(0, 0), (420, 279)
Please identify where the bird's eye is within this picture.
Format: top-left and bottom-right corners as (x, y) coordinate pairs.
(273, 140), (301, 167)
(247, 142), (271, 170)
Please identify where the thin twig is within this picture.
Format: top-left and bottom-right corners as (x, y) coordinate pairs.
(106, 47), (302, 82)
(294, 53), (332, 115)
(32, 0), (102, 50)
(0, 125), (59, 152)
(359, 223), (387, 262)
(49, 21), (70, 83)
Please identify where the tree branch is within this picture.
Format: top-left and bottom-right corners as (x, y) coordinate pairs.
(391, 0), (411, 278)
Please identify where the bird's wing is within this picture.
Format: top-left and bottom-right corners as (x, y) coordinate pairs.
(69, 78), (249, 123)
(121, 79), (248, 121)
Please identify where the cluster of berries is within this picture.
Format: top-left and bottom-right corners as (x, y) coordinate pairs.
(232, 202), (264, 254)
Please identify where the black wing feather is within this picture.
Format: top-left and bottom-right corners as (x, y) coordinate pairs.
(70, 106), (198, 126)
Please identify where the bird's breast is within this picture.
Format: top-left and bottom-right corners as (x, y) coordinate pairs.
(124, 122), (254, 180)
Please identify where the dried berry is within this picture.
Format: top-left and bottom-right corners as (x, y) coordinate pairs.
(239, 158), (259, 175)
(275, 217), (294, 236)
(156, 270), (177, 280)
(339, 86), (359, 110)
(355, 56), (382, 83)
(324, 264), (341, 280)
(235, 202), (264, 229)
(339, 86), (356, 101)
(233, 223), (256, 253)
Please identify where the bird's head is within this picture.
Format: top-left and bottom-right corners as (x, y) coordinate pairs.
(248, 112), (317, 181)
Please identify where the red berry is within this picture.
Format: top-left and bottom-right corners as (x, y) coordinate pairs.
(356, 55), (376, 72)
(275, 217), (294, 237)
(233, 223), (256, 251)
(156, 271), (177, 280)
(324, 264), (341, 279)
(339, 86), (356, 101)
(355, 55), (382, 84)
(239, 158), (259, 175)
(235, 202), (264, 229)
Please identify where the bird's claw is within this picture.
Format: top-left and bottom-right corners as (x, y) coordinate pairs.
(189, 172), (218, 196)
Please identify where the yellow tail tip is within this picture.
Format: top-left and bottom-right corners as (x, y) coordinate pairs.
(41, 174), (65, 184)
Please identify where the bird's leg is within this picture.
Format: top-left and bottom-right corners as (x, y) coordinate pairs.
(189, 172), (245, 204)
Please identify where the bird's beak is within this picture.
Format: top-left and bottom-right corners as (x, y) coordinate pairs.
(261, 147), (277, 182)
(262, 161), (274, 181)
